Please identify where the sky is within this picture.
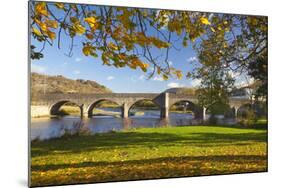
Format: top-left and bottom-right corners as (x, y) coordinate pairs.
(30, 3), (247, 93)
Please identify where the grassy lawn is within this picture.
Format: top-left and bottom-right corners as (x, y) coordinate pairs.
(31, 125), (267, 187)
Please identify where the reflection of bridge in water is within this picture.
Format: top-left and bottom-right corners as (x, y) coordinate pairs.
(31, 92), (251, 119)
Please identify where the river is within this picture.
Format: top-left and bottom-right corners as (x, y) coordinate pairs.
(30, 108), (202, 141)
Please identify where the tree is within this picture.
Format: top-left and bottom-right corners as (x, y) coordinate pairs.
(248, 52), (268, 100)
(195, 14), (267, 78)
(195, 65), (235, 115)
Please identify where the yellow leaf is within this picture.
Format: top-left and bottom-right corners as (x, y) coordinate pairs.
(108, 42), (118, 51)
(211, 27), (216, 32)
(175, 70), (183, 79)
(45, 19), (58, 29)
(200, 17), (211, 25)
(32, 27), (42, 36)
(55, 3), (64, 9)
(85, 17), (98, 31)
(35, 2), (48, 17)
(39, 23), (48, 33)
(73, 24), (86, 35)
(163, 74), (169, 80)
(82, 46), (91, 56)
(47, 30), (56, 40)
(84, 17), (97, 25)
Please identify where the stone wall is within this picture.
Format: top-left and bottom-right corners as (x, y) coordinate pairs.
(31, 105), (50, 118)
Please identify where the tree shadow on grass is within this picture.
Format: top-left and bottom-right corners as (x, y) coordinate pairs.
(31, 154), (267, 172)
(31, 130), (267, 157)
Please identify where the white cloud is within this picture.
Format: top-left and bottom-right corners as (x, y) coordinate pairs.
(190, 79), (201, 87)
(106, 76), (115, 81)
(75, 57), (82, 62)
(73, 70), (80, 75)
(187, 56), (198, 63)
(167, 82), (185, 88)
(31, 64), (47, 73)
(153, 75), (164, 81)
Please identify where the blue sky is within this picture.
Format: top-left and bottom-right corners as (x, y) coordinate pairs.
(31, 36), (200, 93)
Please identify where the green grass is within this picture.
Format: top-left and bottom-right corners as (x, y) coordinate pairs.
(31, 125), (267, 187)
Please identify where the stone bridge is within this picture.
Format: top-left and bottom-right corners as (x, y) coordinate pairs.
(31, 92), (251, 119)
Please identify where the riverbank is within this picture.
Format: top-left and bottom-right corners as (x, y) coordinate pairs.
(31, 125), (267, 187)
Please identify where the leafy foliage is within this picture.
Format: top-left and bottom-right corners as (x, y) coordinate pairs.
(30, 2), (220, 79)
(248, 52), (268, 99)
(195, 65), (235, 113)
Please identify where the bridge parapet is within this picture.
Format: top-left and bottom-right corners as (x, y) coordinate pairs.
(31, 92), (252, 119)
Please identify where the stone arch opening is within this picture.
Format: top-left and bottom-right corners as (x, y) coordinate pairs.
(87, 99), (122, 117)
(128, 99), (160, 118)
(50, 100), (81, 117)
(169, 100), (201, 119)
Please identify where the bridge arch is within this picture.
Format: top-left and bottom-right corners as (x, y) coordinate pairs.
(128, 99), (161, 117)
(169, 100), (202, 119)
(49, 100), (82, 116)
(87, 99), (122, 117)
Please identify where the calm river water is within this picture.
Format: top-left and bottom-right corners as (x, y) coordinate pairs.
(31, 108), (201, 141)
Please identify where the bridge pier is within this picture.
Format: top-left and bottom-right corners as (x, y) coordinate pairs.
(80, 104), (84, 118)
(160, 107), (169, 118)
(233, 106), (238, 119)
(122, 103), (129, 118)
(159, 92), (169, 118)
(203, 107), (207, 121)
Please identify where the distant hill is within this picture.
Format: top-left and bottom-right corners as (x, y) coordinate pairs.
(31, 73), (111, 96)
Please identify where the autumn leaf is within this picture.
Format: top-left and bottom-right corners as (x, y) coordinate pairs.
(200, 17), (211, 25)
(32, 27), (42, 36)
(82, 44), (97, 57)
(35, 2), (49, 17)
(46, 30), (56, 40)
(35, 20), (48, 33)
(108, 42), (119, 51)
(82, 46), (92, 56)
(84, 17), (99, 32)
(84, 17), (97, 28)
(175, 70), (183, 79)
(45, 20), (58, 29)
(85, 33), (94, 40)
(55, 3), (64, 9)
(163, 74), (169, 80)
(72, 23), (86, 35)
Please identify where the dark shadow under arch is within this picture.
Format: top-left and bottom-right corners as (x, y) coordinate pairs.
(128, 99), (160, 117)
(87, 99), (122, 117)
(50, 100), (81, 116)
(169, 100), (197, 118)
